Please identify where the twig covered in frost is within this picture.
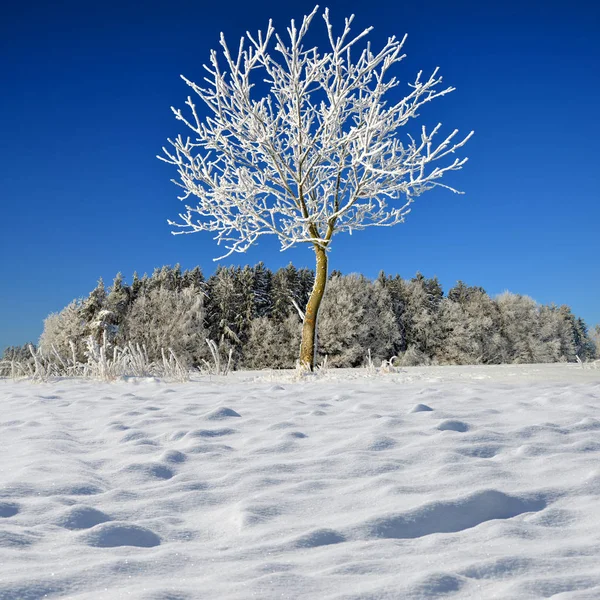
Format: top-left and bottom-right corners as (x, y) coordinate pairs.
(201, 338), (233, 376)
(1, 335), (191, 382)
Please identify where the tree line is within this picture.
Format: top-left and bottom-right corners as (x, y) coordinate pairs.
(3, 263), (598, 370)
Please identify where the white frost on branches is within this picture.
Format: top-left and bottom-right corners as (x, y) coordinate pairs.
(160, 6), (473, 258)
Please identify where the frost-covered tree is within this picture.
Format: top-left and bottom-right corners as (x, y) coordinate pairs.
(271, 263), (302, 322)
(439, 283), (505, 364)
(377, 272), (409, 353)
(80, 278), (108, 344)
(537, 304), (577, 362)
(205, 266), (243, 347)
(317, 274), (399, 367)
(104, 272), (131, 343)
(147, 265), (184, 293)
(160, 7), (472, 369)
(1, 343), (36, 362)
(243, 313), (302, 369)
(131, 272), (144, 302)
(124, 286), (207, 365)
(401, 273), (444, 358)
(182, 266), (205, 291)
(39, 300), (86, 360)
(496, 292), (547, 364)
(252, 262), (274, 318)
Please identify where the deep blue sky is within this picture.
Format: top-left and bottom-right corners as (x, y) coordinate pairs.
(1, 0), (598, 349)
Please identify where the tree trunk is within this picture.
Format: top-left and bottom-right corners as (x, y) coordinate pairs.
(299, 244), (328, 370)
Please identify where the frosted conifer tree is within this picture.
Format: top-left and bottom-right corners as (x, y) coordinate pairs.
(271, 263), (302, 322)
(160, 7), (472, 369)
(80, 278), (108, 345)
(252, 262), (274, 318)
(104, 272), (131, 343)
(182, 266), (205, 291)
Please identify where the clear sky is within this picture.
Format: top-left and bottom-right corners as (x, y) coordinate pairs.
(1, 0), (598, 350)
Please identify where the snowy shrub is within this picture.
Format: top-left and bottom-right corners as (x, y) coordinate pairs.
(395, 345), (433, 367)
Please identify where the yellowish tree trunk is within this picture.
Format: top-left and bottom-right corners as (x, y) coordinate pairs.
(299, 244), (328, 370)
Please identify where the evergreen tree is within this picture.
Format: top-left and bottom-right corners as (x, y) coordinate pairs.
(377, 272), (409, 354)
(252, 262), (274, 318)
(131, 272), (144, 302)
(591, 325), (600, 359)
(182, 266), (205, 291)
(238, 265), (257, 330)
(104, 272), (131, 342)
(206, 266), (239, 344)
(537, 304), (577, 362)
(496, 292), (546, 363)
(573, 316), (596, 360)
(80, 278), (107, 344)
(2, 343), (36, 362)
(271, 263), (301, 322)
(297, 267), (315, 314)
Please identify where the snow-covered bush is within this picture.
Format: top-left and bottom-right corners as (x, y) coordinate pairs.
(395, 345), (433, 367)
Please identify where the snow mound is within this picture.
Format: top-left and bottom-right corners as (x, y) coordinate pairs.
(410, 403), (434, 413)
(206, 407), (242, 420)
(81, 522), (161, 548)
(437, 419), (470, 432)
(56, 506), (111, 530)
(358, 490), (547, 539)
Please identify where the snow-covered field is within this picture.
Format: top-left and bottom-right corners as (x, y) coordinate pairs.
(2, 364), (600, 600)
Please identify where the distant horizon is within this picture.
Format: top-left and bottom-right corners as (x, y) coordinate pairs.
(1, 0), (598, 349)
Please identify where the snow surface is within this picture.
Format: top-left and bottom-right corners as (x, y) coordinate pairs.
(1, 364), (600, 599)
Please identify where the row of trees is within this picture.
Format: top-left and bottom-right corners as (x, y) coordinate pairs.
(10, 263), (594, 371)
